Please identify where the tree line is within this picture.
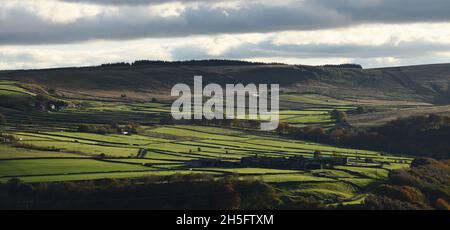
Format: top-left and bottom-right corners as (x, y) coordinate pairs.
(320, 64), (363, 69)
(77, 121), (141, 135)
(99, 59), (275, 68)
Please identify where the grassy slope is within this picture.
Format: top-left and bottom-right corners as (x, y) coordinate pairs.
(1, 63), (450, 103)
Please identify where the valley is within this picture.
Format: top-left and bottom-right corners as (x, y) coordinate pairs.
(0, 61), (448, 208)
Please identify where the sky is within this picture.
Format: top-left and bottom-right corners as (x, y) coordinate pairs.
(1, 0), (450, 70)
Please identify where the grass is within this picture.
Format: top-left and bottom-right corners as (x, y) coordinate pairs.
(383, 163), (410, 170)
(173, 125), (246, 136)
(144, 152), (197, 161)
(0, 95), (414, 205)
(279, 114), (333, 124)
(0, 170), (216, 183)
(0, 144), (83, 159)
(43, 132), (169, 145)
(335, 166), (389, 179)
(2, 125), (409, 186)
(0, 83), (35, 96)
(340, 178), (376, 188)
(274, 181), (362, 205)
(310, 169), (356, 178)
(107, 158), (181, 164)
(18, 140), (139, 157)
(258, 173), (334, 183)
(196, 167), (303, 175)
(280, 93), (349, 106)
(149, 126), (249, 141)
(0, 158), (151, 178)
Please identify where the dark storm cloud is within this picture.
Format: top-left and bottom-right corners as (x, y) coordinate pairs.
(1, 0), (450, 44)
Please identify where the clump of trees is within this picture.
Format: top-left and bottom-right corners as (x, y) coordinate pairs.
(122, 122), (141, 134)
(100, 62), (131, 68)
(360, 158), (450, 210)
(34, 95), (68, 112)
(77, 124), (117, 135)
(329, 109), (348, 124)
(354, 106), (370, 114)
(0, 175), (283, 210)
(77, 122), (141, 135)
(0, 89), (68, 112)
(0, 133), (16, 143)
(321, 64), (363, 69)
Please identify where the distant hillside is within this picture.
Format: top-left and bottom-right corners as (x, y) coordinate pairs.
(1, 61), (450, 104)
(348, 105), (450, 127)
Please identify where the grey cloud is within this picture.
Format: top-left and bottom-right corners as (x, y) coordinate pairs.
(1, 0), (450, 45)
(313, 0), (450, 23)
(59, 0), (209, 6)
(0, 52), (37, 63)
(2, 37), (450, 70)
(0, 3), (347, 44)
(171, 40), (450, 60)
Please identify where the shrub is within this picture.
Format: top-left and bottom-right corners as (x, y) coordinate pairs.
(77, 124), (116, 135)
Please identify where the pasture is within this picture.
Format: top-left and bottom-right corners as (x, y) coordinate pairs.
(0, 87), (414, 205)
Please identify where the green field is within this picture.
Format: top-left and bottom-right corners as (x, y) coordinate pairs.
(0, 90), (413, 206)
(0, 122), (411, 204)
(0, 81), (36, 96)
